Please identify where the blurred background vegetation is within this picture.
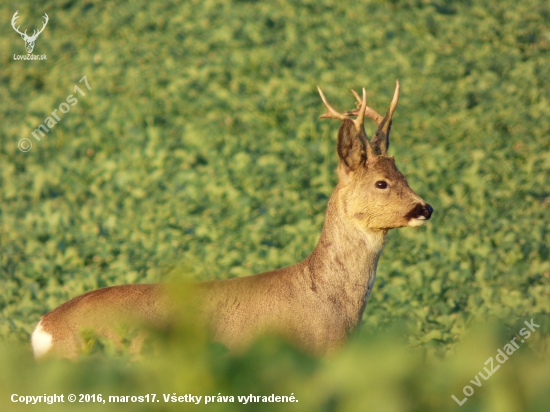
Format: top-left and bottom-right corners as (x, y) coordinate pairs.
(0, 0), (549, 410)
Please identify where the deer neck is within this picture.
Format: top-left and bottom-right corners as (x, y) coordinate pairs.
(304, 185), (388, 326)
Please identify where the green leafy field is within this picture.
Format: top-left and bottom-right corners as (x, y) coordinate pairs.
(1, 0), (549, 410)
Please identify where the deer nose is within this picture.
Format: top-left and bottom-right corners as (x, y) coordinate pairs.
(422, 204), (433, 220)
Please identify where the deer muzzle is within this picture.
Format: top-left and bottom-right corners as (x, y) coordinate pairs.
(406, 203), (433, 227)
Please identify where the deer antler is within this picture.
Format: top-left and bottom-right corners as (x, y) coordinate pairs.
(349, 89), (384, 126)
(317, 86), (347, 121)
(11, 11), (48, 41)
(317, 86), (375, 161)
(317, 86), (369, 133)
(11, 11), (28, 38)
(349, 81), (400, 156)
(30, 13), (49, 40)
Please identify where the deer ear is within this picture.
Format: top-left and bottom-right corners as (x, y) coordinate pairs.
(336, 119), (366, 181)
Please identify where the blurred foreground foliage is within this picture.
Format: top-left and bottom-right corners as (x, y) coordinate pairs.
(0, 0), (549, 410)
(1, 319), (550, 412)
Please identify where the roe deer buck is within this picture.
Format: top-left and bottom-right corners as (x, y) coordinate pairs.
(31, 81), (433, 359)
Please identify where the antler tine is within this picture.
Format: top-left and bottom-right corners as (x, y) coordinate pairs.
(350, 89), (361, 105)
(37, 13), (49, 35)
(349, 89), (384, 126)
(11, 11), (27, 37)
(356, 88), (376, 162)
(317, 86), (347, 121)
(29, 13), (49, 40)
(372, 80), (400, 156)
(387, 79), (400, 120)
(350, 87), (374, 160)
(353, 88), (366, 132)
(335, 88), (374, 161)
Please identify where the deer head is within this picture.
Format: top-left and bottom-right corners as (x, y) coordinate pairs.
(11, 11), (49, 54)
(317, 81), (433, 231)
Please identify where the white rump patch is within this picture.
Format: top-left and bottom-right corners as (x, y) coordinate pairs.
(31, 320), (53, 358)
(408, 217), (426, 227)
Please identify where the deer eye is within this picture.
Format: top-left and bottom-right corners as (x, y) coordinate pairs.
(375, 181), (388, 189)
